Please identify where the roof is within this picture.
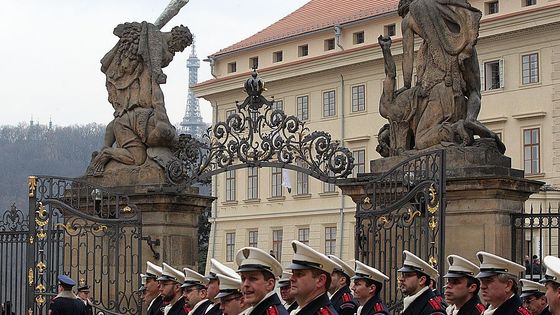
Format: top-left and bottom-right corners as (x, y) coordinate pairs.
(211, 0), (399, 57)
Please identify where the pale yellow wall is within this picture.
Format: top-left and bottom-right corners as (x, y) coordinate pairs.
(196, 1), (560, 270)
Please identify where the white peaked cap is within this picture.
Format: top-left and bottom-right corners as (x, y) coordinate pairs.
(216, 274), (242, 298)
(352, 260), (389, 284)
(328, 255), (356, 278)
(444, 255), (479, 278)
(475, 251), (525, 278)
(520, 279), (546, 298)
(235, 247), (283, 277)
(157, 262), (183, 283)
(208, 258), (239, 280)
(398, 250), (439, 280)
(182, 267), (209, 288)
(145, 261), (163, 279)
(278, 271), (292, 288)
(288, 240), (341, 274)
(541, 256), (560, 285)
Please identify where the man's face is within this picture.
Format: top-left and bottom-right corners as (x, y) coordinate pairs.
(145, 278), (160, 296)
(183, 286), (207, 308)
(352, 279), (375, 304)
(77, 291), (90, 301)
(207, 279), (220, 300)
(280, 285), (295, 303)
(290, 269), (322, 302)
(329, 272), (343, 293)
(545, 283), (560, 315)
(220, 295), (244, 315)
(240, 271), (274, 306)
(479, 276), (510, 307)
(523, 295), (547, 315)
(159, 281), (178, 302)
(444, 277), (473, 306)
(399, 272), (422, 296)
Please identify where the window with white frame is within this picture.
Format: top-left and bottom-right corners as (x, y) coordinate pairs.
(298, 228), (310, 245)
(352, 85), (366, 112)
(226, 232), (235, 262)
(225, 170), (236, 201)
(272, 100), (284, 111)
(325, 227), (337, 255)
(247, 167), (258, 199)
(272, 229), (283, 259)
(323, 170), (336, 193)
(323, 90), (336, 117)
(296, 161), (309, 195)
(523, 128), (540, 175)
(352, 149), (366, 177)
(524, 0), (536, 6)
(226, 109), (236, 119)
(271, 167), (283, 198)
(522, 53), (539, 85)
(481, 59), (504, 91)
(248, 230), (258, 247)
(297, 96), (309, 121)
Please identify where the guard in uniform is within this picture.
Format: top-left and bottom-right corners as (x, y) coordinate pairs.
(520, 279), (551, 315)
(157, 263), (188, 315)
(49, 275), (87, 315)
(328, 255), (358, 315)
(475, 251), (529, 315)
(443, 255), (485, 315)
(77, 284), (94, 315)
(216, 273), (248, 315)
(288, 240), (339, 314)
(205, 258), (239, 315)
(145, 261), (165, 315)
(182, 267), (212, 315)
(351, 260), (390, 315)
(398, 250), (446, 315)
(235, 246), (288, 315)
(278, 271), (298, 312)
(540, 256), (560, 315)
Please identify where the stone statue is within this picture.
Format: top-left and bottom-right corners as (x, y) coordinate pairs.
(86, 2), (192, 186)
(377, 0), (504, 157)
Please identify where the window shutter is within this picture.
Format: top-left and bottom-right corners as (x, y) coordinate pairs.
(499, 58), (505, 88)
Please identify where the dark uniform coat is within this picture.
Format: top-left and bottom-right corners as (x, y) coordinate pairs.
(331, 286), (358, 315)
(190, 300), (213, 315)
(148, 295), (165, 315)
(359, 295), (389, 315)
(401, 288), (446, 315)
(286, 302), (299, 313)
(166, 297), (188, 315)
(539, 306), (552, 315)
(249, 293), (289, 315)
(205, 302), (222, 315)
(82, 300), (94, 315)
(490, 295), (530, 315)
(455, 295), (485, 315)
(297, 292), (338, 315)
(49, 293), (87, 315)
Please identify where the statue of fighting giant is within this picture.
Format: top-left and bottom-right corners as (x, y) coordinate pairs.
(87, 0), (192, 184)
(376, 0), (504, 157)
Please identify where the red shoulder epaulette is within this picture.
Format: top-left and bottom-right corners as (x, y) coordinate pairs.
(435, 296), (443, 304)
(342, 292), (353, 302)
(428, 298), (443, 311)
(475, 303), (485, 314)
(267, 305), (279, 315)
(183, 305), (190, 313)
(374, 302), (384, 312)
(517, 306), (531, 315)
(319, 307), (333, 315)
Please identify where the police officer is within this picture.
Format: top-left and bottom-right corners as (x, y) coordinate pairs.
(49, 275), (87, 315)
(541, 256), (560, 315)
(398, 250), (446, 315)
(205, 258), (239, 315)
(158, 263), (188, 315)
(475, 251), (529, 315)
(235, 246), (288, 315)
(145, 261), (165, 315)
(351, 260), (390, 315)
(76, 284), (94, 315)
(328, 255), (358, 315)
(216, 274), (248, 315)
(520, 279), (551, 315)
(288, 240), (339, 314)
(443, 255), (485, 315)
(182, 268), (212, 315)
(278, 271), (298, 312)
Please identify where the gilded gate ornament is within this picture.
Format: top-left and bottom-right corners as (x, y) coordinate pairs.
(28, 176), (37, 197)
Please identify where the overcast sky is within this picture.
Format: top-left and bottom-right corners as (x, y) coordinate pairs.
(0, 0), (309, 126)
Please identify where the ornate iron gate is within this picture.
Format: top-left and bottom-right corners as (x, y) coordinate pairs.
(23, 176), (143, 315)
(355, 150), (446, 311)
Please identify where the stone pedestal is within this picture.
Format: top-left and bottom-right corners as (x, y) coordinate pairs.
(126, 186), (216, 268)
(341, 141), (543, 260)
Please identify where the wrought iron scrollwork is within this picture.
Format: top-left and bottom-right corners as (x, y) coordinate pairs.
(167, 70), (354, 185)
